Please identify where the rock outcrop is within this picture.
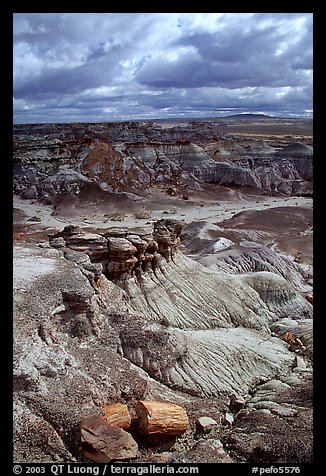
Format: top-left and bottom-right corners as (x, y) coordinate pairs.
(45, 221), (312, 398)
(117, 317), (294, 397)
(50, 225), (108, 265)
(224, 375), (313, 463)
(49, 221), (312, 332)
(181, 206), (313, 295)
(80, 414), (138, 463)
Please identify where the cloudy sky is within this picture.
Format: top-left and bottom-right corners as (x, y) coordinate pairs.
(13, 12), (313, 123)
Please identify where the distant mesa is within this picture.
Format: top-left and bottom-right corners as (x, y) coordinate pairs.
(224, 113), (273, 119)
(280, 142), (313, 156)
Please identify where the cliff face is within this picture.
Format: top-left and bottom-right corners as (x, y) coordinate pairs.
(13, 122), (313, 197)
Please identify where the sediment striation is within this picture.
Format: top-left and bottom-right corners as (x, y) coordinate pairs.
(14, 217), (313, 462)
(13, 122), (313, 198)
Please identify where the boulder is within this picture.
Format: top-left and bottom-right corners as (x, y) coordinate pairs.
(21, 185), (38, 199)
(80, 414), (138, 463)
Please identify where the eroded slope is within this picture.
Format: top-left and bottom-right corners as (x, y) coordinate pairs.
(13, 218), (313, 463)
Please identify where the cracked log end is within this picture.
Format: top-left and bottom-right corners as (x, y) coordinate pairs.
(101, 403), (131, 430)
(135, 400), (189, 436)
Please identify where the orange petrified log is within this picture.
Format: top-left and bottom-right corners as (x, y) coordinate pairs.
(281, 331), (305, 351)
(101, 403), (131, 430)
(305, 293), (313, 304)
(135, 401), (189, 436)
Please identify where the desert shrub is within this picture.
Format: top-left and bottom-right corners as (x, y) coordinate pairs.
(133, 212), (151, 220)
(104, 212), (126, 221)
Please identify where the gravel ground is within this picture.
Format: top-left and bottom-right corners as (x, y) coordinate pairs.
(13, 193), (312, 231)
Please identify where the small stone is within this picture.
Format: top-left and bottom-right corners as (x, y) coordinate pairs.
(197, 416), (218, 432)
(294, 356), (306, 369)
(305, 293), (313, 304)
(37, 241), (50, 248)
(51, 303), (68, 316)
(21, 185), (38, 199)
(50, 237), (66, 248)
(229, 394), (246, 411)
(223, 412), (234, 426)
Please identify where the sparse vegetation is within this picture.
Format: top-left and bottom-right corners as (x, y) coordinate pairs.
(162, 208), (178, 215)
(133, 212), (151, 220)
(104, 212), (126, 221)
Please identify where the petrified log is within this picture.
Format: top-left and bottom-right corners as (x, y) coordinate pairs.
(305, 293), (313, 304)
(80, 414), (138, 463)
(101, 403), (131, 430)
(281, 331), (305, 351)
(135, 401), (189, 436)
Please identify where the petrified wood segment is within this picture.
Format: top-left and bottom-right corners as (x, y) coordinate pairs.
(101, 403), (131, 430)
(135, 401), (189, 436)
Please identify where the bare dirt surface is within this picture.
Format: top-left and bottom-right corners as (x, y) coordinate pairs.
(13, 190), (313, 280)
(13, 189), (312, 237)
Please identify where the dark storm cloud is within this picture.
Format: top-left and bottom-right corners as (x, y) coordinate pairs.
(14, 42), (123, 98)
(13, 13), (313, 123)
(174, 28), (279, 63)
(136, 14), (312, 90)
